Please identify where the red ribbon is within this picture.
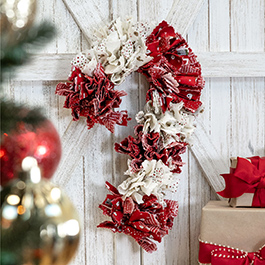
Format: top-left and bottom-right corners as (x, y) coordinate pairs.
(199, 240), (265, 264)
(218, 156), (265, 207)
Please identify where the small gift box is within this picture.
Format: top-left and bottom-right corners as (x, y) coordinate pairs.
(218, 156), (265, 208)
(198, 201), (265, 265)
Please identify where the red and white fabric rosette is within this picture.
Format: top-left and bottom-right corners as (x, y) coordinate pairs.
(98, 182), (178, 253)
(138, 20), (204, 113)
(55, 64), (130, 133)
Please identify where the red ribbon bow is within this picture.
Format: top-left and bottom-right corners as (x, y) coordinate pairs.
(199, 240), (265, 265)
(218, 156), (265, 207)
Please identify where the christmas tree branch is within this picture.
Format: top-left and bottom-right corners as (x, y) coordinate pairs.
(0, 22), (56, 83)
(0, 100), (46, 135)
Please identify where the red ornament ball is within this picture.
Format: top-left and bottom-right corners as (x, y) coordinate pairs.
(0, 119), (61, 186)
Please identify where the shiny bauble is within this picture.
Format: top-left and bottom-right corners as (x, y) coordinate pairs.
(0, 119), (62, 186)
(0, 167), (80, 265)
(1, 0), (36, 34)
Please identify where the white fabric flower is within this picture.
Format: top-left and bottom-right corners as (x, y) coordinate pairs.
(71, 17), (152, 85)
(136, 91), (196, 147)
(118, 159), (178, 204)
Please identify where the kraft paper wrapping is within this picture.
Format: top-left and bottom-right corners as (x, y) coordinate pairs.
(200, 201), (265, 253)
(229, 157), (254, 207)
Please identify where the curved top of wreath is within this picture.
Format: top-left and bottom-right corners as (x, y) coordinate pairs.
(56, 18), (204, 133)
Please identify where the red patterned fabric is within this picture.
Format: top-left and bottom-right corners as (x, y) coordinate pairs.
(199, 240), (265, 265)
(218, 156), (265, 207)
(87, 20), (204, 252)
(55, 64), (130, 133)
(55, 19), (205, 252)
(98, 182), (179, 253)
(139, 21), (204, 113)
(114, 124), (187, 173)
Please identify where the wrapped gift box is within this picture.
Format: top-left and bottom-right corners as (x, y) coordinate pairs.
(198, 201), (265, 265)
(218, 156), (265, 208)
(229, 157), (254, 207)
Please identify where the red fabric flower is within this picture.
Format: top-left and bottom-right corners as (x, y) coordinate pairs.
(55, 64), (130, 133)
(98, 182), (179, 253)
(139, 21), (205, 113)
(161, 142), (187, 173)
(114, 124), (187, 173)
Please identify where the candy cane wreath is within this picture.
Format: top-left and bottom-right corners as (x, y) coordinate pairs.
(56, 18), (205, 253)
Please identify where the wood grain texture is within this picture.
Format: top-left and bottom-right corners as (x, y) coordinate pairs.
(13, 52), (265, 81)
(231, 0), (264, 52)
(186, 2), (217, 264)
(53, 119), (91, 186)
(208, 0), (231, 162)
(137, 0), (174, 30)
(209, 0), (230, 52)
(166, 152), (190, 265)
(63, 159), (86, 265)
(62, 0), (110, 46)
(4, 0), (265, 264)
(189, 152), (212, 263)
(199, 52), (265, 77)
(83, 126), (115, 265)
(230, 0), (265, 159)
(190, 119), (226, 195)
(166, 0), (206, 35)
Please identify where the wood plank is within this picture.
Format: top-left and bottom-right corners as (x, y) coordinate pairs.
(189, 151), (212, 263)
(33, 2), (86, 264)
(209, 0), (230, 52)
(82, 126), (115, 265)
(35, 0), (57, 53)
(165, 152), (190, 265)
(190, 119), (226, 194)
(111, 0), (138, 20)
(230, 77), (265, 157)
(55, 0), (82, 53)
(63, 0), (117, 256)
(53, 119), (90, 186)
(13, 52), (265, 81)
(65, 158), (86, 265)
(13, 53), (74, 81)
(35, 0), (81, 53)
(138, 0), (174, 24)
(230, 1), (265, 157)
(62, 0), (205, 44)
(209, 0), (231, 162)
(231, 0), (264, 52)
(186, 2), (212, 263)
(166, 0), (206, 35)
(62, 0), (110, 46)
(199, 52), (265, 77)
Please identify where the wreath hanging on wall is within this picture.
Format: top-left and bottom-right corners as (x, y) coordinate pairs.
(56, 18), (205, 253)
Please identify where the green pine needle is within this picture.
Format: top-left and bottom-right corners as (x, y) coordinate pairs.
(0, 99), (46, 135)
(0, 22), (56, 83)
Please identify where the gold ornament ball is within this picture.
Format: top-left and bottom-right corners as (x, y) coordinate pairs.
(0, 164), (80, 265)
(1, 0), (37, 33)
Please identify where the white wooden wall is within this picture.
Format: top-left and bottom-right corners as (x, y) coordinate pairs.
(5, 0), (265, 264)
